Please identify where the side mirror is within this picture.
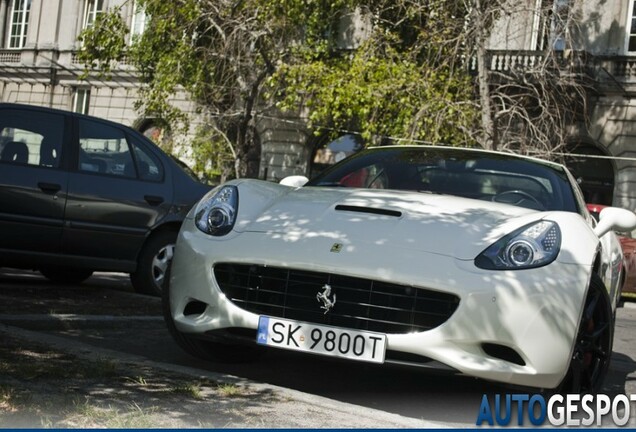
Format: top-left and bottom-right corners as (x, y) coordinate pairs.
(279, 175), (309, 188)
(593, 207), (636, 238)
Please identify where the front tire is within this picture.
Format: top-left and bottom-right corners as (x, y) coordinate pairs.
(131, 231), (177, 296)
(559, 273), (614, 394)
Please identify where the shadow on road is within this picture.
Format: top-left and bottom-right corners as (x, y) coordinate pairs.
(0, 268), (160, 316)
(605, 352), (636, 396)
(1, 268), (636, 426)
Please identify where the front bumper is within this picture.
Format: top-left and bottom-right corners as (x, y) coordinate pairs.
(169, 219), (590, 389)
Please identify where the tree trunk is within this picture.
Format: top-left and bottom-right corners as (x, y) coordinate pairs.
(234, 69), (269, 178)
(235, 120), (261, 179)
(476, 44), (496, 151)
(474, 0), (496, 151)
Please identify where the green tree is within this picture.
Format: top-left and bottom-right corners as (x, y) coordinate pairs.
(79, 0), (293, 178)
(271, 0), (479, 145)
(79, 0), (480, 180)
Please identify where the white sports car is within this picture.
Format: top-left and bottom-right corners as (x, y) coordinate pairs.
(164, 145), (636, 393)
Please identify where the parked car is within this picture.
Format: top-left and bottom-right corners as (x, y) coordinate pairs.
(587, 203), (636, 294)
(0, 103), (210, 296)
(164, 144), (636, 394)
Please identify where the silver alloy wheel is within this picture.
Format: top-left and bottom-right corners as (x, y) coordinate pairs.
(152, 243), (175, 290)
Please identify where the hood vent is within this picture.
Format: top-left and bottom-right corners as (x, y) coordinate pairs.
(335, 204), (402, 218)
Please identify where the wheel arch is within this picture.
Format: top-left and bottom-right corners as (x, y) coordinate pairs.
(592, 252), (602, 277)
(135, 221), (182, 263)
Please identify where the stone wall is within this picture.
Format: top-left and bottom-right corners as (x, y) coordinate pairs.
(590, 97), (636, 210)
(257, 115), (310, 181)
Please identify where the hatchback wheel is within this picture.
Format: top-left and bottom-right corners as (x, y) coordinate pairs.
(40, 267), (93, 284)
(131, 231), (177, 296)
(559, 273), (613, 394)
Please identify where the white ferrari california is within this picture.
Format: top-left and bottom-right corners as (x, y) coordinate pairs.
(164, 145), (636, 393)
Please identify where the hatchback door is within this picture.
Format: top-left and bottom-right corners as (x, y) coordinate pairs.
(0, 107), (69, 257)
(62, 117), (173, 270)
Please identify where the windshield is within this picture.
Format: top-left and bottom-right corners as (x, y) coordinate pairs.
(307, 147), (578, 212)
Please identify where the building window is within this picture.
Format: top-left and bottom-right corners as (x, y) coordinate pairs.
(628, 0), (636, 53)
(531, 0), (551, 51)
(531, 0), (571, 51)
(73, 89), (91, 115)
(129, 0), (147, 44)
(551, 0), (569, 51)
(82, 0), (104, 29)
(7, 0), (31, 49)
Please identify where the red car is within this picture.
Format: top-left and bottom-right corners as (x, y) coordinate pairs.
(588, 203), (636, 294)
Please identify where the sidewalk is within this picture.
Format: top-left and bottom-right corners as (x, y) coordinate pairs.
(0, 272), (446, 428)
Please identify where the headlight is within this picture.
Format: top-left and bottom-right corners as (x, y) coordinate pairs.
(194, 185), (238, 236)
(474, 220), (561, 270)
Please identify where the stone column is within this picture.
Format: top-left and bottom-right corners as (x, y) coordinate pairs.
(0, 0), (9, 48)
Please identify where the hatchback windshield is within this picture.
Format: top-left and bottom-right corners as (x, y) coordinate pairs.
(307, 146), (578, 212)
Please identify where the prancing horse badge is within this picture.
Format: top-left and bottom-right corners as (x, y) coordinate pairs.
(317, 284), (336, 314)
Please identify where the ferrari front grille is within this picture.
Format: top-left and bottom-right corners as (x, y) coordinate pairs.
(213, 263), (460, 334)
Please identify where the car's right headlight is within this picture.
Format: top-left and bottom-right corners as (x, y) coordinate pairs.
(194, 185), (238, 236)
(474, 220), (561, 270)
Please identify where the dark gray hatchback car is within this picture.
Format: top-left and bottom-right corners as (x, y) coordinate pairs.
(0, 103), (210, 296)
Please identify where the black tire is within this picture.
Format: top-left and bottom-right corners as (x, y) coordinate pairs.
(131, 231), (177, 297)
(162, 267), (262, 363)
(558, 273), (614, 394)
(39, 267), (94, 284)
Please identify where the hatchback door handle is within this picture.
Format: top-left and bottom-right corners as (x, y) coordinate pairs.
(144, 195), (164, 206)
(38, 182), (61, 193)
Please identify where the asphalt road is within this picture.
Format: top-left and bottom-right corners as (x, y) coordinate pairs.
(3, 269), (636, 427)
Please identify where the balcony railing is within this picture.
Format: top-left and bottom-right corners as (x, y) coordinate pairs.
(486, 51), (547, 71)
(71, 52), (133, 69)
(0, 50), (21, 63)
(469, 50), (591, 73)
(597, 56), (636, 79)
(469, 50), (636, 93)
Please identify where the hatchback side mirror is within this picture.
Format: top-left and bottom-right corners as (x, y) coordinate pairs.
(279, 175), (309, 188)
(593, 207), (636, 238)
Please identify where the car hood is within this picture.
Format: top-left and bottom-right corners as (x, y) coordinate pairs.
(236, 185), (543, 260)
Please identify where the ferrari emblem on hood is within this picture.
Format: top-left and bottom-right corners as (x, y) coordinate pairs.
(330, 243), (343, 253)
(317, 284), (336, 314)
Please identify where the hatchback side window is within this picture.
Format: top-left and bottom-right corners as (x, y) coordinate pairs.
(0, 110), (64, 168)
(78, 119), (134, 177)
(129, 136), (164, 182)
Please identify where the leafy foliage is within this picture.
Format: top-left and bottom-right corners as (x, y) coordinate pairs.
(273, 41), (477, 144)
(78, 0), (484, 179)
(271, 0), (479, 145)
(77, 7), (128, 76)
(189, 126), (235, 184)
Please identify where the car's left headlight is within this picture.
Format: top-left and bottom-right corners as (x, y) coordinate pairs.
(474, 220), (561, 270)
(194, 185), (238, 236)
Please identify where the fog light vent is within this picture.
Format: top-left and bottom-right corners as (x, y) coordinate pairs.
(482, 343), (525, 366)
(183, 300), (207, 316)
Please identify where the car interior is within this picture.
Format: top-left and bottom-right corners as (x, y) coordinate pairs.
(0, 141), (29, 164)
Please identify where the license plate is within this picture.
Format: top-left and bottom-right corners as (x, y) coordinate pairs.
(256, 316), (386, 364)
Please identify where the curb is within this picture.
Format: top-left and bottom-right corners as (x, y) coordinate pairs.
(0, 323), (449, 428)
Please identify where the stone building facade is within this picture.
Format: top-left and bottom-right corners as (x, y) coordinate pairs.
(0, 0), (196, 150)
(486, 0), (636, 209)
